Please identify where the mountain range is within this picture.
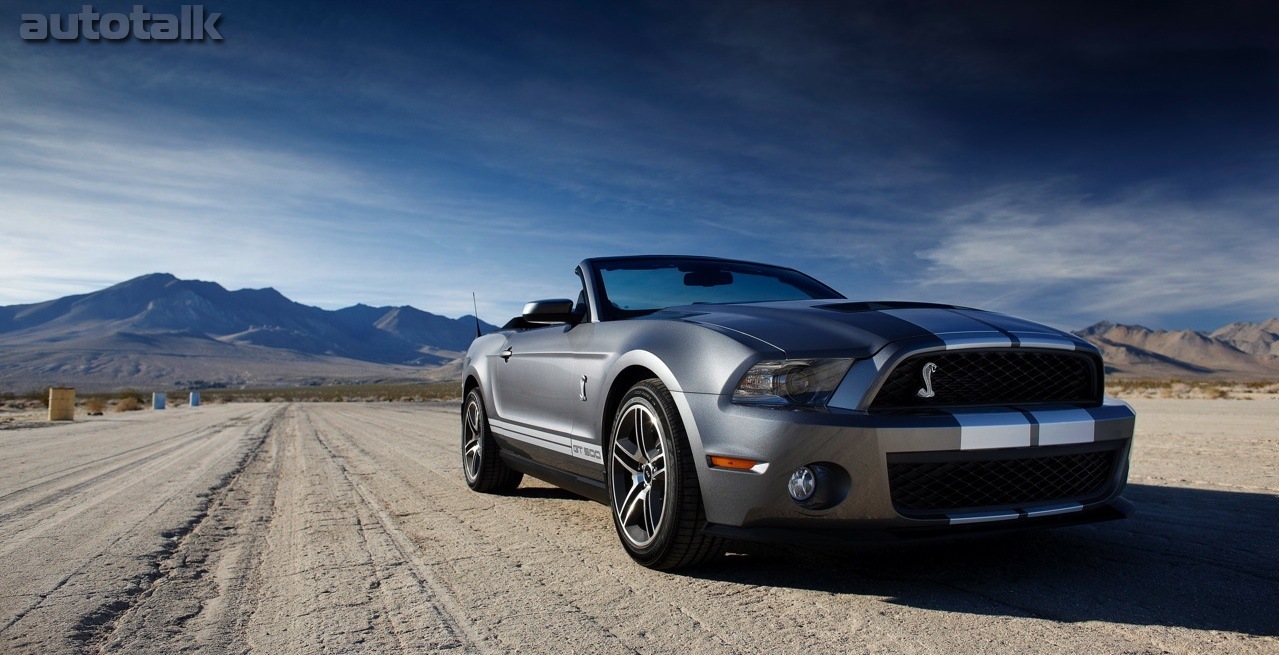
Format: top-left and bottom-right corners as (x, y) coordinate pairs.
(0, 273), (496, 391)
(0, 273), (1275, 391)
(1074, 320), (1279, 379)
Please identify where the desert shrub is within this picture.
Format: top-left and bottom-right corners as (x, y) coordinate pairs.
(1204, 387), (1229, 400)
(115, 397), (144, 412)
(85, 398), (107, 414)
(197, 381), (462, 404)
(118, 388), (145, 403)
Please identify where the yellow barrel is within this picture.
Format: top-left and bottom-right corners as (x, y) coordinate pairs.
(48, 387), (75, 421)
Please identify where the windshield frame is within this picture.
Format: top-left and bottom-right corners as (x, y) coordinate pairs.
(585, 256), (845, 321)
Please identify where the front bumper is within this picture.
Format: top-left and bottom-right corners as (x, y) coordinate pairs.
(704, 497), (1134, 544)
(672, 391), (1135, 533)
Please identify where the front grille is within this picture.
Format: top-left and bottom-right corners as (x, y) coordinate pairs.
(870, 349), (1100, 410)
(887, 443), (1120, 518)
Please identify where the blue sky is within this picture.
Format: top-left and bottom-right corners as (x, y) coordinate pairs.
(1, 0), (1276, 331)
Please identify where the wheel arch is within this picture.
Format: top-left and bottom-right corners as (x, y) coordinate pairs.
(598, 351), (705, 469)
(463, 374), (481, 400)
(601, 364), (659, 443)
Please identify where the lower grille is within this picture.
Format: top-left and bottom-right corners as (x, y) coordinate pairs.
(887, 443), (1121, 518)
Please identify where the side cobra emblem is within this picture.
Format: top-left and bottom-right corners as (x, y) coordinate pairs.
(916, 362), (938, 398)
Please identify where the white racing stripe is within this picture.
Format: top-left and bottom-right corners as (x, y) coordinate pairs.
(947, 501), (1083, 524)
(489, 418), (604, 464)
(1031, 408), (1097, 446)
(953, 411), (1032, 450)
(947, 509), (1021, 524)
(1023, 502), (1084, 518)
(1011, 335), (1078, 350)
(953, 407), (1103, 450)
(940, 334), (1014, 350)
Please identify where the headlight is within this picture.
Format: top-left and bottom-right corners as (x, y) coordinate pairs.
(732, 358), (853, 408)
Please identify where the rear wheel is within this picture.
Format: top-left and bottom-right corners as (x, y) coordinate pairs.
(462, 388), (523, 493)
(607, 379), (722, 570)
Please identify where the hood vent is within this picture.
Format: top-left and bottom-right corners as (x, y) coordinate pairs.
(818, 301), (962, 314)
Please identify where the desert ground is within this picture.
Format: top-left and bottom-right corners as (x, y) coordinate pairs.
(0, 399), (1274, 654)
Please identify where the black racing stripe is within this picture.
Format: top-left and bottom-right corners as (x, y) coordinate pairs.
(860, 310), (949, 348)
(942, 409), (962, 429)
(1015, 408), (1041, 446)
(947, 309), (1021, 346)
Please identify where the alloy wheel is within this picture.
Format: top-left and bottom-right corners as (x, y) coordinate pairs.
(610, 400), (669, 548)
(462, 397), (482, 482)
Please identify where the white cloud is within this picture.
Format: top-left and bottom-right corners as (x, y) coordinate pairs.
(913, 183), (1279, 326)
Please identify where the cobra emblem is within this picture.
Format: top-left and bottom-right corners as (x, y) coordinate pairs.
(917, 362), (938, 398)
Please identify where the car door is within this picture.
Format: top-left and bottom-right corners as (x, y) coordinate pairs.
(563, 321), (612, 480)
(490, 324), (581, 467)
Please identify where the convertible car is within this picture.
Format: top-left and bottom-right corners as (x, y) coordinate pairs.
(461, 256), (1134, 570)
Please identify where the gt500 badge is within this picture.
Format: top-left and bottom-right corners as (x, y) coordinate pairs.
(572, 442), (603, 463)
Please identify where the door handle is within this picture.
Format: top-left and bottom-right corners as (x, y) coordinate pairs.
(500, 348), (513, 361)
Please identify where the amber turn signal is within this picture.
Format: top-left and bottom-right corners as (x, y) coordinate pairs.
(708, 455), (758, 471)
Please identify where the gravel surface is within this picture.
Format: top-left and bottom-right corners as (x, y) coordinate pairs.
(0, 399), (1275, 654)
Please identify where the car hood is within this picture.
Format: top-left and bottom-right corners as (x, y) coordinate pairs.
(651, 300), (1089, 358)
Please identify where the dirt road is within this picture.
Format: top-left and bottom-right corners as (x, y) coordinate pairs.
(1, 399), (1275, 654)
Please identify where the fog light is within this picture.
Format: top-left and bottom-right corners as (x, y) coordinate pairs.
(788, 467), (816, 501)
(787, 462), (851, 511)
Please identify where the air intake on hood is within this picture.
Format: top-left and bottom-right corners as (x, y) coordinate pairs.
(818, 301), (961, 314)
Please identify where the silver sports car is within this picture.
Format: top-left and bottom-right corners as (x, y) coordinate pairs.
(461, 256), (1134, 570)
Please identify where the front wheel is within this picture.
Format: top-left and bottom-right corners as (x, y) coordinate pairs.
(461, 388), (523, 493)
(607, 379), (722, 570)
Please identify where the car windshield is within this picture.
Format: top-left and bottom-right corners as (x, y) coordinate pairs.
(594, 258), (843, 319)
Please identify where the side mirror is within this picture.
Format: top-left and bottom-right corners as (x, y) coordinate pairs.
(522, 299), (580, 325)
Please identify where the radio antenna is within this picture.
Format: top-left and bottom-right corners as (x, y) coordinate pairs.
(472, 292), (482, 338)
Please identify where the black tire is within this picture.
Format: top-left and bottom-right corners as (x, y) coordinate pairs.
(607, 379), (723, 570)
(461, 388), (523, 493)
